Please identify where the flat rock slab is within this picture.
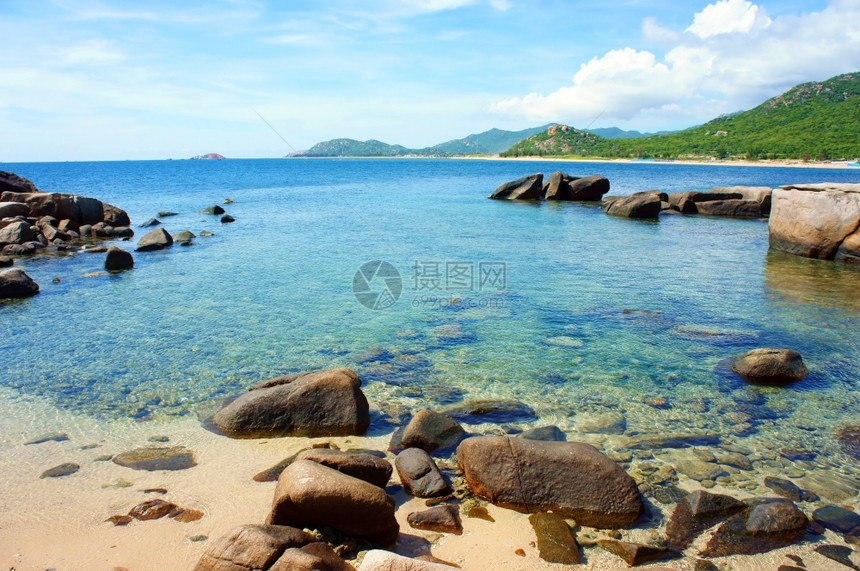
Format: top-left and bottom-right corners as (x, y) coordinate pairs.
(814, 544), (860, 570)
(812, 504), (860, 533)
(457, 436), (643, 528)
(112, 446), (197, 471)
(407, 505), (463, 535)
(597, 539), (676, 567)
(40, 463), (79, 478)
(529, 512), (579, 564)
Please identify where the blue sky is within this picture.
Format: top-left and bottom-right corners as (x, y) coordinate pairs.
(1, 0), (858, 161)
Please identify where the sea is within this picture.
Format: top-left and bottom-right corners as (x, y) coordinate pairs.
(1, 158), (859, 462)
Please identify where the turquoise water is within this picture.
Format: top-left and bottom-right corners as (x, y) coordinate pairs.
(1, 159), (859, 458)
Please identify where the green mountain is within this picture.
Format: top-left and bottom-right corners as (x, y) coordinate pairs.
(503, 72), (860, 161)
(294, 125), (554, 157)
(585, 127), (652, 139)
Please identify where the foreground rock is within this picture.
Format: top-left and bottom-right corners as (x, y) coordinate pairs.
(699, 498), (808, 557)
(457, 436), (643, 528)
(602, 191), (665, 219)
(212, 368), (370, 438)
(268, 459), (399, 546)
(395, 447), (451, 498)
(731, 348), (808, 384)
(104, 247), (134, 271)
(544, 173), (610, 201)
(488, 173), (544, 200)
(357, 551), (456, 570)
(769, 183), (860, 261)
(195, 524), (352, 571)
(529, 512), (580, 564)
(0, 268), (39, 298)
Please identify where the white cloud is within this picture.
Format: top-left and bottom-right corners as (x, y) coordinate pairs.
(686, 0), (771, 38)
(492, 1), (860, 129)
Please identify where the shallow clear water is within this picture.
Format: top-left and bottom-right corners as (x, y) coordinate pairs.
(1, 158), (859, 459)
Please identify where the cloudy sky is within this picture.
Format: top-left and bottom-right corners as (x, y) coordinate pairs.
(1, 0), (858, 161)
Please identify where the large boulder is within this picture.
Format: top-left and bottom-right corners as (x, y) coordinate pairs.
(769, 184), (860, 260)
(194, 524), (351, 571)
(0, 171), (38, 194)
(0, 202), (29, 218)
(669, 187), (772, 217)
(545, 173), (610, 201)
(293, 448), (392, 488)
(136, 228), (174, 252)
(400, 409), (466, 452)
(212, 368), (370, 438)
(0, 220), (36, 247)
(104, 247), (134, 271)
(602, 191), (664, 219)
(456, 436), (643, 528)
(0, 268), (39, 298)
(488, 174), (544, 200)
(731, 348), (808, 384)
(268, 459), (399, 546)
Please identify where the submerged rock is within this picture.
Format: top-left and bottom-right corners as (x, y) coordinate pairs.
(732, 348), (809, 384)
(40, 462), (80, 478)
(24, 432), (70, 445)
(812, 504), (860, 533)
(838, 425), (860, 460)
(457, 436), (643, 528)
(519, 425), (566, 442)
(444, 399), (537, 424)
(764, 477), (818, 502)
(212, 367), (370, 439)
(666, 490), (747, 550)
(699, 498), (808, 557)
(112, 445), (197, 471)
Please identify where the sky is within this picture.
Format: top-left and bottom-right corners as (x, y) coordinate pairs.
(1, 0), (859, 161)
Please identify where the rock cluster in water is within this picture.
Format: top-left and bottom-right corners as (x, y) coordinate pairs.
(488, 172), (610, 200)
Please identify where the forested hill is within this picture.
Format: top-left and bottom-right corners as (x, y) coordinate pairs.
(502, 72), (860, 161)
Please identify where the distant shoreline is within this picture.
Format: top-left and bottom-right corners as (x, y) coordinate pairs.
(454, 155), (860, 170)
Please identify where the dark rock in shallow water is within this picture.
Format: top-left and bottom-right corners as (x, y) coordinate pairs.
(212, 367), (370, 439)
(764, 476), (818, 502)
(597, 539), (676, 566)
(25, 432), (70, 445)
(519, 425), (566, 441)
(529, 512), (580, 564)
(135, 227), (173, 252)
(195, 524), (350, 571)
(40, 462), (80, 478)
(488, 173), (544, 200)
(814, 544), (860, 570)
(104, 246), (134, 271)
(139, 218), (160, 227)
(173, 230), (195, 245)
(157, 211), (178, 217)
(220, 214), (235, 223)
(395, 447), (451, 498)
(457, 436), (643, 528)
(267, 459), (399, 546)
(407, 505), (463, 535)
(399, 409), (466, 452)
(838, 425), (860, 460)
(699, 498), (808, 557)
(732, 348), (809, 384)
(201, 205), (225, 215)
(444, 399), (536, 424)
(0, 268), (39, 298)
(129, 499), (175, 520)
(619, 433), (721, 450)
(112, 446), (197, 471)
(293, 448), (392, 488)
(666, 490), (747, 550)
(812, 504), (860, 533)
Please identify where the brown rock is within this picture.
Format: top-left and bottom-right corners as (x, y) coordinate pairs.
(0, 268), (39, 298)
(597, 539), (675, 566)
(356, 550), (457, 570)
(0, 171), (38, 194)
(400, 409), (466, 452)
(666, 490), (747, 550)
(456, 436), (643, 528)
(136, 227), (173, 252)
(269, 542), (353, 571)
(129, 499), (176, 520)
(268, 460), (399, 546)
(528, 512), (579, 564)
(395, 448), (451, 498)
(112, 446), (197, 471)
(40, 462), (79, 478)
(602, 191), (664, 219)
(407, 505), (463, 535)
(0, 220), (36, 246)
(699, 498), (808, 557)
(732, 348), (809, 384)
(488, 174), (544, 200)
(213, 368), (370, 439)
(104, 247), (134, 271)
(294, 448), (392, 488)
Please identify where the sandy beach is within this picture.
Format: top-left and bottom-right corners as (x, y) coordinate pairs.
(455, 155), (860, 170)
(2, 386), (858, 571)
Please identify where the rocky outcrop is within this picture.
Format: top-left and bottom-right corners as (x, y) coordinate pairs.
(667, 186), (772, 217)
(268, 459), (399, 546)
(0, 268), (39, 298)
(731, 348), (809, 384)
(456, 436), (643, 528)
(0, 172), (133, 256)
(769, 183), (860, 261)
(212, 368), (370, 438)
(602, 191), (665, 219)
(488, 174), (544, 200)
(544, 173), (610, 201)
(195, 524), (352, 571)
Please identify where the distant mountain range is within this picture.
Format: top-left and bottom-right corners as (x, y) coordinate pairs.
(291, 125), (661, 158)
(503, 72), (860, 161)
